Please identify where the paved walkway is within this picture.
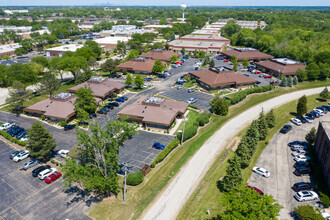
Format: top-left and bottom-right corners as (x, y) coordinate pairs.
(142, 87), (327, 220)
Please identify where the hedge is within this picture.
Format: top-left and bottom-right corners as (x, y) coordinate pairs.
(60, 121), (67, 127)
(189, 105), (199, 109)
(127, 171), (144, 186)
(177, 125), (198, 142)
(228, 85), (273, 105)
(197, 113), (210, 126)
(151, 138), (180, 167)
(0, 131), (26, 146)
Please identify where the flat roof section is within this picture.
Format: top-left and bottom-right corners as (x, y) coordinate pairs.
(272, 58), (300, 65)
(169, 40), (225, 49)
(180, 35), (230, 41)
(46, 44), (83, 52)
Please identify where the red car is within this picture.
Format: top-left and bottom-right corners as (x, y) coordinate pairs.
(247, 185), (264, 195)
(224, 59), (229, 62)
(254, 71), (261, 74)
(175, 61), (183, 65)
(44, 171), (62, 184)
(183, 73), (190, 77)
(264, 75), (272, 78)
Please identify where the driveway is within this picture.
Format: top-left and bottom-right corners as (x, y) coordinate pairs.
(249, 113), (330, 219)
(0, 141), (94, 220)
(142, 87), (327, 220)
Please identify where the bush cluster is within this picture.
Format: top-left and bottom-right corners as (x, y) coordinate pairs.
(126, 171), (144, 186)
(60, 121), (67, 127)
(197, 113), (210, 126)
(151, 138), (180, 167)
(229, 85), (273, 105)
(0, 131), (26, 146)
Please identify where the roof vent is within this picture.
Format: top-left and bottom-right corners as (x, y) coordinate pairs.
(145, 106), (147, 109)
(169, 108), (173, 110)
(46, 105), (49, 108)
(142, 110), (145, 113)
(50, 101), (53, 104)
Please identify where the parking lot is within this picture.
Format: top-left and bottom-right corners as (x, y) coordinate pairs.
(248, 113), (330, 219)
(0, 141), (94, 220)
(160, 88), (214, 111)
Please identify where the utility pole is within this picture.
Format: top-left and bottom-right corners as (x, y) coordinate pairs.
(123, 162), (128, 203)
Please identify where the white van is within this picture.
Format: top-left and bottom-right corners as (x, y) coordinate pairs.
(291, 145), (307, 151)
(38, 168), (57, 180)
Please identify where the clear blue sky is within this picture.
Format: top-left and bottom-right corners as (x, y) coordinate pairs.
(0, 0), (329, 6)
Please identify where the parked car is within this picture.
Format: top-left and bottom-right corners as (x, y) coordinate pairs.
(104, 104), (114, 110)
(188, 88), (195, 93)
(294, 161), (311, 169)
(306, 113), (315, 119)
(16, 130), (26, 139)
(10, 151), (22, 159)
(158, 74), (167, 78)
(322, 105), (330, 111)
(32, 165), (51, 177)
(103, 106), (111, 112)
(64, 124), (76, 131)
(0, 122), (15, 131)
(142, 84), (149, 88)
(144, 77), (153, 81)
(297, 116), (307, 124)
(322, 212), (330, 220)
(288, 141), (308, 147)
(153, 142), (165, 150)
(291, 149), (308, 157)
(187, 98), (197, 104)
(294, 155), (310, 162)
(294, 166), (311, 176)
(294, 191), (318, 202)
(291, 118), (302, 126)
(224, 59), (229, 62)
(317, 106), (328, 114)
(58, 149), (70, 158)
(97, 109), (107, 114)
(291, 145), (307, 151)
(175, 61), (183, 65)
(314, 109), (324, 116)
(243, 74), (249, 77)
(310, 111), (320, 118)
(13, 150), (30, 162)
(44, 171), (62, 184)
(22, 159), (40, 170)
(256, 81), (261, 84)
(252, 167), (270, 177)
(246, 185), (264, 195)
(177, 85), (184, 90)
(115, 97), (125, 102)
(38, 168), (57, 180)
(293, 182), (313, 192)
(280, 124), (292, 134)
(171, 64), (179, 68)
(21, 135), (28, 142)
(264, 75), (272, 79)
(109, 102), (119, 107)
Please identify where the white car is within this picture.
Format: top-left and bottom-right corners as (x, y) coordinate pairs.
(314, 109), (324, 116)
(58, 149), (70, 158)
(21, 135), (28, 142)
(13, 150), (30, 162)
(177, 85), (184, 90)
(0, 122), (15, 131)
(291, 118), (302, 126)
(322, 212), (330, 220)
(38, 168), (57, 180)
(294, 191), (318, 202)
(294, 155), (310, 162)
(142, 84), (149, 88)
(186, 98), (197, 104)
(291, 149), (308, 157)
(303, 116), (313, 123)
(252, 167), (270, 177)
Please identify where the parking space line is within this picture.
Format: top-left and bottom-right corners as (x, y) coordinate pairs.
(10, 207), (23, 218)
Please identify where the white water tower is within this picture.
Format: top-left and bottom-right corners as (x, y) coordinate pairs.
(181, 3), (187, 22)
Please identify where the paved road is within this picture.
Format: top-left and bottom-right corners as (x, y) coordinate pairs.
(249, 113), (330, 219)
(142, 87), (327, 220)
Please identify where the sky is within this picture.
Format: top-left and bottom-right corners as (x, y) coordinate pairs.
(0, 0), (329, 6)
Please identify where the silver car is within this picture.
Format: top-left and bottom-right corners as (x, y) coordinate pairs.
(22, 159), (40, 170)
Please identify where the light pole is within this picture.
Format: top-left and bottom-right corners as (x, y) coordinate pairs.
(181, 117), (186, 145)
(123, 162), (128, 203)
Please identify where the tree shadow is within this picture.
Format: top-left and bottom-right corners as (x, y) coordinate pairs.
(316, 98), (326, 102)
(64, 185), (103, 207)
(289, 112), (298, 117)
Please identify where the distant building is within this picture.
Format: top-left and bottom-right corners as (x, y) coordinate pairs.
(256, 58), (306, 77)
(67, 77), (125, 100)
(0, 43), (21, 57)
(140, 49), (180, 62)
(189, 66), (256, 90)
(143, 25), (172, 31)
(221, 48), (274, 62)
(117, 96), (188, 130)
(211, 19), (267, 30)
(314, 121), (330, 190)
(100, 25), (152, 37)
(45, 44), (83, 57)
(3, 10), (29, 15)
(0, 26), (32, 34)
(117, 57), (166, 74)
(191, 29), (219, 36)
(93, 36), (130, 51)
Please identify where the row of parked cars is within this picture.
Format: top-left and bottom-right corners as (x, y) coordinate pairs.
(97, 96), (128, 114)
(291, 106), (330, 126)
(9, 150), (62, 184)
(0, 122), (28, 141)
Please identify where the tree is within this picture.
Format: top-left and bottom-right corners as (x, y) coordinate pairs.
(293, 75), (298, 85)
(305, 127), (316, 146)
(39, 72), (61, 97)
(6, 81), (32, 111)
(74, 86), (97, 115)
(297, 95), (307, 116)
(75, 47), (96, 61)
(105, 51), (110, 57)
(116, 41), (127, 58)
(152, 59), (164, 74)
(31, 56), (49, 68)
(3, 55), (10, 60)
(287, 76), (293, 87)
(242, 58), (249, 67)
(8, 63), (39, 85)
(266, 109), (276, 128)
(318, 63), (330, 80)
(219, 155), (242, 192)
(61, 120), (138, 195)
(101, 58), (118, 73)
(84, 39), (102, 58)
(57, 56), (87, 80)
(258, 110), (268, 140)
(280, 77), (287, 87)
(210, 96), (229, 116)
(320, 87), (329, 100)
(181, 47), (185, 55)
(306, 63), (320, 81)
(88, 57), (97, 70)
(0, 64), (9, 87)
(221, 20), (241, 37)
(235, 136), (252, 168)
(233, 62), (238, 72)
(203, 56), (209, 66)
(134, 74), (144, 88)
(75, 67), (93, 84)
(296, 69), (307, 82)
(27, 122), (57, 161)
(170, 55), (178, 63)
(294, 205), (323, 220)
(15, 47), (28, 56)
(125, 49), (139, 61)
(165, 43), (170, 50)
(231, 55), (238, 72)
(209, 59), (215, 68)
(125, 73), (133, 87)
(218, 186), (282, 219)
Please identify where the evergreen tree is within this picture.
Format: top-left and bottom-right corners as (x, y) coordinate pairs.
(320, 87), (329, 100)
(219, 155), (243, 192)
(280, 77), (287, 87)
(266, 109), (276, 128)
(287, 76), (293, 87)
(258, 110), (268, 140)
(293, 75), (298, 85)
(305, 127), (316, 146)
(203, 56), (209, 66)
(125, 73), (133, 87)
(297, 95), (307, 116)
(210, 96), (229, 116)
(245, 120), (260, 155)
(27, 122), (57, 161)
(235, 136), (252, 168)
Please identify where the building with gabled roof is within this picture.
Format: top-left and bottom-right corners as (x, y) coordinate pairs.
(256, 58), (306, 77)
(221, 48), (274, 62)
(140, 49), (180, 62)
(117, 96), (188, 130)
(117, 57), (166, 74)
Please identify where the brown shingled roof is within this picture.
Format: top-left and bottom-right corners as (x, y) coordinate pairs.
(221, 49), (274, 61)
(140, 50), (180, 62)
(256, 60), (306, 76)
(117, 57), (166, 73)
(190, 68), (256, 88)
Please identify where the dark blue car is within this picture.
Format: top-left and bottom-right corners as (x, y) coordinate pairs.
(153, 142), (165, 150)
(16, 130), (26, 139)
(115, 97), (125, 102)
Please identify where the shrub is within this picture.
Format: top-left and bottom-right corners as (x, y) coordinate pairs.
(151, 138), (180, 167)
(50, 158), (56, 164)
(189, 105), (199, 109)
(177, 125), (198, 142)
(40, 115), (46, 120)
(0, 131), (26, 147)
(228, 85), (273, 105)
(197, 114), (209, 126)
(294, 205), (323, 220)
(60, 121), (67, 127)
(126, 171), (144, 186)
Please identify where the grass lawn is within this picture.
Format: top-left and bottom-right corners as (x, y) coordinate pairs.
(178, 94), (328, 219)
(183, 80), (194, 88)
(125, 87), (148, 93)
(176, 109), (199, 132)
(88, 80), (329, 220)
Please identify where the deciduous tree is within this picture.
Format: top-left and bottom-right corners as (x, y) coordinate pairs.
(39, 72), (61, 97)
(125, 73), (133, 87)
(152, 59), (164, 74)
(6, 81), (32, 111)
(134, 74), (144, 88)
(210, 96), (229, 116)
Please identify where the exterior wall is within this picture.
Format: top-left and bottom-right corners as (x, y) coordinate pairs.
(45, 50), (63, 57)
(0, 51), (15, 56)
(98, 43), (117, 51)
(314, 122), (330, 190)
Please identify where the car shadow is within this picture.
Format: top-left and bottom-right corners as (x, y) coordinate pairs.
(64, 185), (103, 207)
